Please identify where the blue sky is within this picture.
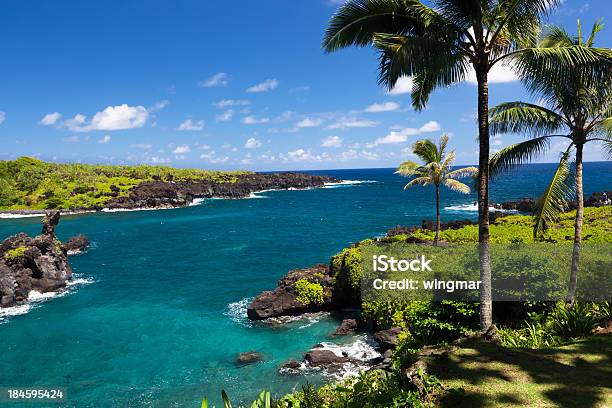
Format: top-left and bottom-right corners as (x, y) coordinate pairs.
(0, 0), (609, 170)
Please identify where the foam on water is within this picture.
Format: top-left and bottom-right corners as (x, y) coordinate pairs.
(0, 275), (95, 324)
(280, 334), (382, 380)
(225, 297), (254, 327)
(324, 180), (378, 189)
(444, 203), (518, 213)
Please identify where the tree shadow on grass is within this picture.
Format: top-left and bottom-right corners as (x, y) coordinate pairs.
(423, 335), (611, 408)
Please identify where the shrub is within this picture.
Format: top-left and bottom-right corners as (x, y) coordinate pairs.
(294, 279), (324, 305)
(3, 246), (28, 262)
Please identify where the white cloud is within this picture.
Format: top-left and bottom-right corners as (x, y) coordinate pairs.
(98, 135), (111, 144)
(148, 156), (171, 164)
(172, 145), (191, 155)
(243, 116), (270, 124)
(246, 78), (279, 93)
(198, 72), (229, 87)
(327, 118), (379, 129)
(211, 156), (229, 164)
(244, 137), (262, 149)
(64, 104), (149, 132)
(149, 100), (169, 113)
(39, 112), (61, 126)
(177, 119), (205, 131)
(296, 117), (323, 128)
(321, 135), (343, 148)
(365, 124), (430, 147)
(216, 110), (233, 122)
(215, 99), (250, 108)
(0, 111), (5, 125)
(365, 102), (400, 113)
(200, 150), (216, 159)
(466, 62), (519, 84)
(388, 76), (413, 95)
(492, 135), (503, 146)
(285, 148), (321, 162)
(419, 121), (441, 132)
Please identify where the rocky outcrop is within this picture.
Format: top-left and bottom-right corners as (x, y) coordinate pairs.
(247, 264), (333, 320)
(496, 198), (536, 213)
(104, 172), (338, 210)
(304, 349), (349, 367)
(373, 327), (403, 352)
(63, 235), (90, 255)
(235, 351), (264, 366)
(333, 319), (358, 336)
(0, 212), (72, 308)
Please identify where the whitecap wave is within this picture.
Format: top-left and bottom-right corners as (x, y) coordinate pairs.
(225, 297), (254, 327)
(189, 198), (207, 206)
(0, 275), (95, 324)
(324, 180), (378, 189)
(280, 335), (382, 380)
(444, 203), (517, 213)
(0, 210), (96, 219)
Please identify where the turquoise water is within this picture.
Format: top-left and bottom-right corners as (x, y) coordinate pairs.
(0, 163), (610, 407)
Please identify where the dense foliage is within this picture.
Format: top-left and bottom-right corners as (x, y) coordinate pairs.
(0, 157), (249, 210)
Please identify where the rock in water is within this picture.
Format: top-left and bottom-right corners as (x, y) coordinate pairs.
(235, 351), (264, 366)
(0, 211), (73, 308)
(63, 235), (90, 255)
(247, 264), (333, 320)
(333, 319), (358, 336)
(304, 349), (349, 367)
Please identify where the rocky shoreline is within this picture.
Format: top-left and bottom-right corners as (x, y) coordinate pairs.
(0, 212), (88, 308)
(0, 172), (339, 217)
(246, 191), (612, 374)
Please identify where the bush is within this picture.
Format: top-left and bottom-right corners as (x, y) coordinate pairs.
(294, 279), (324, 305)
(3, 246), (28, 262)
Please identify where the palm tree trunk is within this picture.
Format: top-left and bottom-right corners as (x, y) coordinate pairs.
(435, 184), (440, 245)
(477, 69), (493, 330)
(566, 143), (584, 305)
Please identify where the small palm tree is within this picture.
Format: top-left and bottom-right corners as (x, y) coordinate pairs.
(323, 0), (610, 329)
(489, 20), (612, 304)
(397, 135), (478, 244)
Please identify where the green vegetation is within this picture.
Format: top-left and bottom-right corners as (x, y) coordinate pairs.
(3, 246), (28, 262)
(294, 279), (324, 305)
(0, 157), (249, 210)
(489, 20), (612, 304)
(202, 390), (271, 408)
(322, 0), (611, 331)
(397, 135), (477, 244)
(425, 335), (612, 408)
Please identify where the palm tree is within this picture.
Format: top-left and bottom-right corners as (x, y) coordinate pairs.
(397, 134), (477, 244)
(322, 0), (611, 329)
(489, 20), (612, 304)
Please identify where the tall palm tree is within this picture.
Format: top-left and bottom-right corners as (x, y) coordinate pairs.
(489, 20), (612, 304)
(397, 134), (477, 244)
(322, 0), (611, 329)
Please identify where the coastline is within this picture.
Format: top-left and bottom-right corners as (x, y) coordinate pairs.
(0, 178), (369, 219)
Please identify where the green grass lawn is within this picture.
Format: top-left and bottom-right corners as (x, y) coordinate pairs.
(424, 335), (611, 407)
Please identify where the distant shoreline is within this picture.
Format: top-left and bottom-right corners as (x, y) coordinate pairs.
(0, 180), (367, 219)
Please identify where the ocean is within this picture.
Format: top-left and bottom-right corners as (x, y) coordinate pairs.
(0, 162), (610, 407)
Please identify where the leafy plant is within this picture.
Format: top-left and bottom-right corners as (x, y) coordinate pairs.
(202, 390), (271, 408)
(294, 279), (324, 305)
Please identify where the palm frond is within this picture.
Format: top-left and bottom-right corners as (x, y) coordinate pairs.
(585, 19), (604, 47)
(489, 101), (567, 136)
(374, 33), (470, 94)
(322, 0), (435, 52)
(533, 149), (575, 238)
(412, 139), (439, 163)
(509, 45), (612, 97)
(446, 166), (478, 179)
(442, 178), (471, 194)
(396, 160), (422, 176)
(489, 136), (553, 178)
(404, 176), (432, 189)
